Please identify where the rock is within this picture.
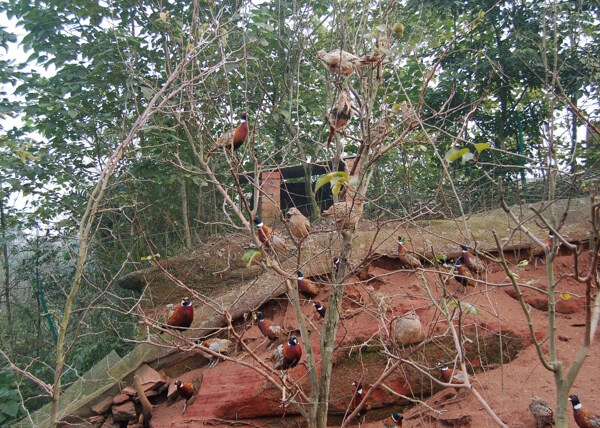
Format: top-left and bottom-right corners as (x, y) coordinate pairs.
(122, 386), (137, 396)
(135, 364), (164, 391)
(504, 286), (584, 314)
(100, 415), (120, 428)
(92, 396), (113, 415)
(112, 400), (137, 421)
(392, 313), (423, 345)
(112, 393), (130, 405)
(88, 415), (105, 428)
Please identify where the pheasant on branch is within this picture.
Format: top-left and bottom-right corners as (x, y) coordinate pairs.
(317, 49), (384, 78)
(326, 90), (353, 148)
(205, 113), (248, 159)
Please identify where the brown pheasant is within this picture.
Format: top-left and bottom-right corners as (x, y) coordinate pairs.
(323, 199), (363, 229)
(326, 91), (353, 148)
(317, 49), (384, 78)
(286, 207), (310, 240)
(529, 395), (554, 428)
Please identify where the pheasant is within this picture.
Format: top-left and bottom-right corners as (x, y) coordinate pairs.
(206, 113), (248, 159)
(326, 91), (353, 148)
(173, 380), (195, 414)
(323, 199), (363, 229)
(317, 49), (383, 78)
(270, 336), (302, 370)
(194, 338), (233, 368)
(253, 216), (290, 254)
(313, 301), (326, 318)
(332, 256), (341, 278)
(400, 101), (419, 129)
(297, 271), (319, 299)
(382, 412), (404, 427)
(351, 381), (371, 425)
(397, 236), (422, 269)
(369, 120), (388, 152)
(454, 259), (475, 292)
(438, 361), (467, 399)
(530, 231), (559, 269)
(255, 311), (283, 349)
(460, 245), (485, 274)
(167, 297), (194, 331)
(286, 207), (310, 240)
(529, 395), (554, 428)
(569, 394), (600, 428)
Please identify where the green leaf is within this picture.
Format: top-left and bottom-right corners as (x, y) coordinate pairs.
(461, 152), (474, 164)
(241, 249), (261, 267)
(445, 148), (470, 163)
(448, 301), (481, 315)
(332, 181), (343, 195)
(474, 143), (490, 153)
(0, 400), (20, 417)
(315, 171), (349, 192)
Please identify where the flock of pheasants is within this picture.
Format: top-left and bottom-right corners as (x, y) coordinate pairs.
(154, 46), (596, 426)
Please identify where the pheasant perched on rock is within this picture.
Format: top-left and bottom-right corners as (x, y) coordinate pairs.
(173, 380), (195, 414)
(397, 236), (422, 269)
(569, 394), (600, 428)
(529, 395), (554, 428)
(167, 298), (194, 331)
(206, 113), (248, 159)
(454, 260), (475, 292)
(286, 207), (310, 240)
(297, 271), (319, 299)
(351, 381), (371, 424)
(323, 199), (363, 228)
(270, 336), (302, 370)
(317, 49), (383, 78)
(194, 338), (233, 368)
(460, 245), (485, 274)
(255, 311), (283, 349)
(382, 413), (404, 427)
(438, 361), (467, 399)
(253, 216), (290, 254)
(326, 91), (353, 148)
(313, 301), (326, 318)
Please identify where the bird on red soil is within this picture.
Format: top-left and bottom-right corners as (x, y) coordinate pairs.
(255, 311), (283, 349)
(270, 336), (302, 370)
(297, 271), (319, 299)
(438, 361), (467, 399)
(460, 245), (485, 274)
(529, 395), (554, 428)
(351, 380), (371, 424)
(397, 236), (422, 269)
(382, 412), (404, 427)
(453, 260), (475, 292)
(332, 256), (341, 278)
(313, 301), (326, 318)
(253, 216), (290, 254)
(194, 338), (234, 368)
(569, 394), (600, 428)
(206, 113), (248, 159)
(174, 380), (195, 414)
(167, 297), (194, 331)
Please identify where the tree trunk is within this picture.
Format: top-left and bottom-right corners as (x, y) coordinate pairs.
(0, 196), (14, 358)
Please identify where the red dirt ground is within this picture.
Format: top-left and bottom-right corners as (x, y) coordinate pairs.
(148, 250), (599, 428)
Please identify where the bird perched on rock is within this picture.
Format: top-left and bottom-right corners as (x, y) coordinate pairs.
(174, 380), (195, 414)
(194, 338), (233, 368)
(297, 271), (319, 299)
(460, 245), (485, 274)
(397, 236), (422, 269)
(167, 297), (194, 331)
(270, 336), (302, 370)
(454, 260), (475, 292)
(206, 113), (248, 159)
(323, 199), (363, 229)
(401, 101), (419, 129)
(569, 395), (600, 428)
(382, 413), (404, 427)
(313, 301), (326, 318)
(326, 91), (353, 148)
(255, 311), (283, 349)
(529, 395), (554, 428)
(286, 207), (310, 240)
(317, 49), (383, 78)
(253, 216), (290, 254)
(438, 361), (467, 399)
(351, 381), (371, 424)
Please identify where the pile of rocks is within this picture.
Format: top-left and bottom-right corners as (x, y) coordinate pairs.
(86, 364), (168, 428)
